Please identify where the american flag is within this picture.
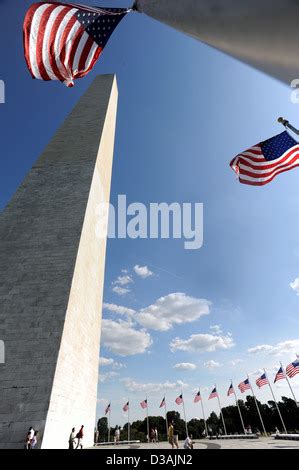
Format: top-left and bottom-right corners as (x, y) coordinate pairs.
(159, 397), (166, 408)
(23, 2), (129, 87)
(208, 387), (218, 400)
(175, 394), (183, 405)
(194, 391), (201, 403)
(105, 402), (111, 415)
(286, 359), (299, 378)
(274, 366), (286, 383)
(123, 401), (129, 412)
(227, 383), (234, 396)
(230, 131), (299, 186)
(238, 378), (251, 393)
(256, 373), (269, 388)
(140, 399), (148, 409)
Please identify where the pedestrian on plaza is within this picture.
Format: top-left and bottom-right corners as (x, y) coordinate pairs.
(25, 426), (34, 449)
(76, 425), (84, 449)
(30, 431), (38, 449)
(69, 427), (76, 449)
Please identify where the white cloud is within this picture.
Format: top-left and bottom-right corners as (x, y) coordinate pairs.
(134, 265), (153, 279)
(101, 319), (152, 356)
(204, 360), (221, 370)
(173, 363), (197, 371)
(99, 357), (114, 366)
(210, 325), (222, 335)
(121, 269), (128, 274)
(113, 275), (133, 286)
(103, 303), (136, 316)
(290, 278), (299, 295)
(99, 371), (119, 383)
(121, 378), (188, 393)
(230, 359), (243, 366)
(170, 333), (235, 353)
(136, 292), (211, 331)
(112, 286), (131, 296)
(248, 339), (299, 356)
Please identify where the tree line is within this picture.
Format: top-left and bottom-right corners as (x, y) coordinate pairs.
(97, 396), (299, 442)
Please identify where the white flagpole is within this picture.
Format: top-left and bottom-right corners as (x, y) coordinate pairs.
(127, 399), (130, 442)
(199, 387), (208, 436)
(232, 381), (246, 434)
(181, 391), (189, 438)
(108, 402), (111, 443)
(164, 395), (168, 440)
(146, 397), (150, 443)
(248, 374), (267, 435)
(280, 361), (298, 406)
(264, 369), (287, 434)
(215, 384), (227, 435)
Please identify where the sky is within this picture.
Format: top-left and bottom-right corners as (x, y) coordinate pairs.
(0, 0), (299, 428)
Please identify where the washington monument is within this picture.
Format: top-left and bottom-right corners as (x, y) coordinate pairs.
(0, 75), (117, 449)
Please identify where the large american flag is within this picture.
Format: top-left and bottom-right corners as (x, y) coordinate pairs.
(194, 391), (201, 403)
(286, 359), (299, 378)
(175, 394), (183, 405)
(208, 387), (218, 400)
(256, 373), (269, 388)
(140, 399), (148, 409)
(23, 2), (129, 87)
(230, 131), (299, 186)
(274, 366), (286, 383)
(238, 378), (251, 393)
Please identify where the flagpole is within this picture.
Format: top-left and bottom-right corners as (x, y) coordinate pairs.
(278, 117), (299, 135)
(280, 361), (298, 406)
(181, 391), (189, 438)
(128, 398), (130, 442)
(108, 402), (111, 443)
(199, 387), (208, 436)
(146, 396), (150, 443)
(248, 374), (267, 436)
(215, 384), (227, 435)
(164, 395), (168, 441)
(232, 381), (246, 434)
(264, 368), (287, 434)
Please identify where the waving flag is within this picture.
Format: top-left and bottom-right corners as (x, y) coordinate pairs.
(105, 402), (111, 415)
(140, 399), (148, 409)
(286, 359), (299, 378)
(194, 391), (201, 403)
(123, 401), (129, 412)
(227, 383), (234, 396)
(208, 387), (218, 400)
(230, 131), (299, 186)
(159, 397), (166, 408)
(256, 373), (269, 388)
(175, 394), (183, 405)
(23, 2), (130, 87)
(238, 378), (251, 393)
(274, 367), (286, 383)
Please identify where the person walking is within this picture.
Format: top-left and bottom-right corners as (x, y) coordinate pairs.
(154, 428), (159, 443)
(114, 426), (120, 444)
(168, 421), (174, 449)
(69, 427), (76, 449)
(172, 422), (179, 449)
(76, 425), (84, 449)
(30, 431), (38, 449)
(25, 426), (34, 449)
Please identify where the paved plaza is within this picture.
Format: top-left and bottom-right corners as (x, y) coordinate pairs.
(93, 438), (299, 450)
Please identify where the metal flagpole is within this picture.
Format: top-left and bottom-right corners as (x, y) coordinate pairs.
(264, 369), (287, 434)
(199, 388), (208, 436)
(278, 117), (299, 135)
(215, 384), (227, 435)
(146, 397), (150, 443)
(248, 374), (267, 436)
(108, 403), (111, 443)
(280, 361), (298, 406)
(164, 395), (169, 440)
(232, 381), (246, 434)
(127, 399), (130, 442)
(181, 391), (189, 438)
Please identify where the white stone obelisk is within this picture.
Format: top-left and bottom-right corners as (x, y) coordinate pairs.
(136, 0), (299, 84)
(0, 75), (118, 449)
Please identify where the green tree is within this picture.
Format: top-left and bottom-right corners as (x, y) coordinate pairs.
(97, 417), (108, 442)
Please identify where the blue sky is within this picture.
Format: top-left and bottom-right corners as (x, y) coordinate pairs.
(0, 0), (299, 427)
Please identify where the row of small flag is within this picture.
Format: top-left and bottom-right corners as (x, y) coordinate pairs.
(104, 358), (299, 415)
